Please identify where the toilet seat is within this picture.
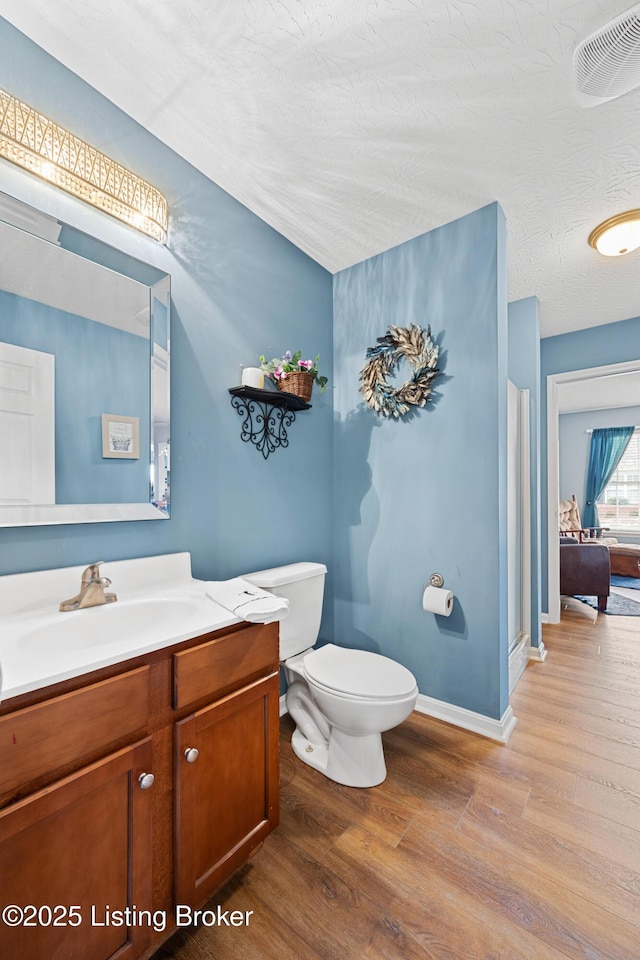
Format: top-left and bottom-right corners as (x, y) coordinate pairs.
(303, 643), (417, 701)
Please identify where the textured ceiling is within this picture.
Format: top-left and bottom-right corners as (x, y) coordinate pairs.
(1, 0), (639, 337)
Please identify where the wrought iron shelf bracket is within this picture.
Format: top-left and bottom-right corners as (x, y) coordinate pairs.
(228, 386), (311, 459)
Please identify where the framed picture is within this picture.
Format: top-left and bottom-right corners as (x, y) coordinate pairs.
(102, 414), (140, 459)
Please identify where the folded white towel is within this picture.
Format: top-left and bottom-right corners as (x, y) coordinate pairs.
(206, 577), (289, 624)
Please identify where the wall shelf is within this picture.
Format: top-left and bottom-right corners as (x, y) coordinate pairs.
(228, 386), (311, 459)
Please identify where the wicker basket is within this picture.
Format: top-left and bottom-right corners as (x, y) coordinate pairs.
(277, 371), (314, 402)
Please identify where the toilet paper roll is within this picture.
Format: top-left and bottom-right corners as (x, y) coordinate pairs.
(422, 585), (454, 616)
(241, 366), (265, 389)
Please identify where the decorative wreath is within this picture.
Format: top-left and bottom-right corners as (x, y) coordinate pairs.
(359, 323), (441, 418)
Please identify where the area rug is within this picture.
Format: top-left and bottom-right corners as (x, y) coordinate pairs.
(610, 575), (640, 590)
(575, 592), (640, 616)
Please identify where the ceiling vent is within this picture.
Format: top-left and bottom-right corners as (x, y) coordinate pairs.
(574, 3), (640, 106)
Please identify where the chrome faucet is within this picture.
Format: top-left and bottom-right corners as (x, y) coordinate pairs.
(59, 562), (117, 612)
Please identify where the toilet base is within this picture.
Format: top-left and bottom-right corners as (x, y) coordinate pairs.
(291, 726), (387, 788)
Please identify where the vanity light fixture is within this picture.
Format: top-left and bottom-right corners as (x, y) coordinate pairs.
(588, 210), (640, 257)
(0, 88), (168, 243)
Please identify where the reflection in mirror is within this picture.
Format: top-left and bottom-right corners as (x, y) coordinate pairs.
(0, 191), (170, 526)
(151, 276), (170, 513)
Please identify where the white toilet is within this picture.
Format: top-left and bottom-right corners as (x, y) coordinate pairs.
(244, 561), (418, 788)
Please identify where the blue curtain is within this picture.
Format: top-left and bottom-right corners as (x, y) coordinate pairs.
(583, 426), (635, 529)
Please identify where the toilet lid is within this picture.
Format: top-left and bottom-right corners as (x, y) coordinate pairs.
(303, 644), (417, 699)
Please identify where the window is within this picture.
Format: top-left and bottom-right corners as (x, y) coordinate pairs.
(598, 427), (640, 533)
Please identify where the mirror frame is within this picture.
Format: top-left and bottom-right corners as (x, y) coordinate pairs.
(0, 193), (170, 527)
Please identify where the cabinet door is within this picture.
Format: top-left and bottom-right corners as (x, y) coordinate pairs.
(175, 672), (279, 907)
(0, 737), (153, 960)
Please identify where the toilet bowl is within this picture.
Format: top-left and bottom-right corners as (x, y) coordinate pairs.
(287, 643), (417, 786)
(243, 562), (418, 788)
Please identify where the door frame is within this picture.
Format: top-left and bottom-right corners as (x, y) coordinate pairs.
(508, 383), (532, 693)
(546, 358), (640, 623)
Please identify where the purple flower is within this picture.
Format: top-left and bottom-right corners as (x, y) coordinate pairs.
(283, 350), (292, 361)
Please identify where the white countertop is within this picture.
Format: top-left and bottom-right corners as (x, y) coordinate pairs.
(0, 553), (239, 703)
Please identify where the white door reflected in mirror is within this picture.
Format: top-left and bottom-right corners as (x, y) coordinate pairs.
(0, 341), (55, 505)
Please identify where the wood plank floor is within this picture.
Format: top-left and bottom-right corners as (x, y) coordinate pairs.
(156, 603), (640, 960)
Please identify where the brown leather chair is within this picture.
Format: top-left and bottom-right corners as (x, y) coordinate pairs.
(559, 495), (640, 578)
(559, 539), (610, 612)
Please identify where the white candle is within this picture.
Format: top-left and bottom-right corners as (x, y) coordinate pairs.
(241, 367), (265, 389)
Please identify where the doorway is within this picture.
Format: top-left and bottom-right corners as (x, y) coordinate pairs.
(508, 380), (531, 692)
(546, 358), (640, 622)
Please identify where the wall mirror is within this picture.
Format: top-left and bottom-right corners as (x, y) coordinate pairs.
(0, 191), (170, 526)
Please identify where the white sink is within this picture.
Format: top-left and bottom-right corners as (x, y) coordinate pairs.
(0, 553), (240, 701)
(20, 596), (214, 652)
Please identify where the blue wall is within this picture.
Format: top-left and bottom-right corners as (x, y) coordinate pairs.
(559, 405), (640, 537)
(0, 19), (334, 615)
(0, 20), (515, 722)
(0, 291), (150, 503)
(540, 315), (640, 610)
(508, 297), (541, 648)
(333, 203), (510, 721)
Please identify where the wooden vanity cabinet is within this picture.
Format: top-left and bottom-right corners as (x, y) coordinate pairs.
(0, 737), (154, 960)
(0, 620), (280, 960)
(175, 672), (280, 907)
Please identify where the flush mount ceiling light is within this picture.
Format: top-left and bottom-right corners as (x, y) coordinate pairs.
(588, 210), (640, 257)
(0, 88), (168, 242)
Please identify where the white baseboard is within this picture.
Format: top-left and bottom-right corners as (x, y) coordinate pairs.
(509, 635), (548, 693)
(280, 690), (517, 743)
(414, 694), (517, 743)
(541, 611), (560, 626)
(509, 635), (529, 693)
(528, 640), (547, 662)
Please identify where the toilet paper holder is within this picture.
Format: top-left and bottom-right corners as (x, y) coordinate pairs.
(426, 572), (444, 589)
(422, 573), (454, 617)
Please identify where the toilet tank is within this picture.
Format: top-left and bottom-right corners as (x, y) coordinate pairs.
(243, 562), (327, 660)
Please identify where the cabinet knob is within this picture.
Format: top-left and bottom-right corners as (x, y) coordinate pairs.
(138, 772), (155, 789)
(184, 747), (199, 763)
